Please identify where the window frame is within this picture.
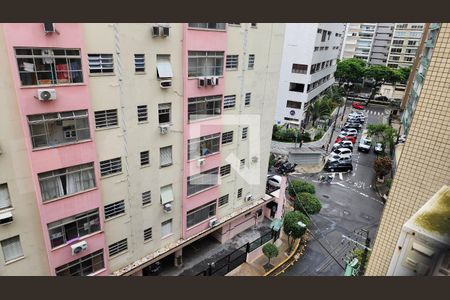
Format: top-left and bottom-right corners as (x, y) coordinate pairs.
(248, 54), (255, 69)
(220, 164), (231, 177)
(87, 53), (114, 75)
(188, 23), (226, 30)
(221, 131), (234, 144)
(223, 95), (236, 109)
(158, 103), (172, 124)
(142, 190), (152, 206)
(218, 194), (229, 207)
(0, 183), (12, 210)
(188, 95), (222, 122)
(226, 55), (239, 70)
(140, 150), (150, 167)
(242, 127), (248, 140)
(161, 219), (173, 238)
(137, 105), (148, 123)
(188, 51), (225, 78)
(99, 157), (122, 177)
(55, 249), (104, 276)
(104, 200), (125, 220)
(1, 235), (24, 263)
(186, 200), (217, 228)
(187, 133), (221, 161)
(144, 227), (153, 242)
(160, 145), (173, 167)
(94, 109), (118, 129)
(108, 239), (128, 257)
(244, 93), (251, 106)
(134, 54), (145, 73)
(187, 167), (219, 196)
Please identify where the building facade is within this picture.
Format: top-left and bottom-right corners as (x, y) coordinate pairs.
(0, 23), (284, 276)
(366, 23), (450, 276)
(386, 23), (426, 69)
(274, 23), (345, 127)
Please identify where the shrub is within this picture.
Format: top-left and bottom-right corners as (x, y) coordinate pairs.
(314, 130), (324, 141)
(374, 156), (392, 178)
(294, 192), (322, 215)
(262, 243), (279, 266)
(288, 179), (315, 197)
(283, 211), (310, 251)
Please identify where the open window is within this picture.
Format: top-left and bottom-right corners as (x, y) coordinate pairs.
(156, 55), (173, 79)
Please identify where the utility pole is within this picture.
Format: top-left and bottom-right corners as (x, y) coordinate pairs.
(358, 229), (371, 276)
(326, 102), (342, 152)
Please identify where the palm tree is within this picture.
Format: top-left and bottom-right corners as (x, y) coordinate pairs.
(306, 98), (332, 126)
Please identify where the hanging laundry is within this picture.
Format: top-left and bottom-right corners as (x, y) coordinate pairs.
(56, 64), (69, 81)
(23, 62), (34, 72)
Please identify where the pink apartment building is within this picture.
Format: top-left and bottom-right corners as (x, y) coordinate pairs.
(0, 23), (284, 276)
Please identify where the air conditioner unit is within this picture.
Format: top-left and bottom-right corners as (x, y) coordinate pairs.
(152, 26), (160, 37)
(0, 212), (13, 225)
(197, 158), (205, 167)
(160, 80), (172, 89)
(206, 77), (214, 86)
(161, 26), (170, 37)
(70, 241), (88, 255)
(244, 194), (253, 202)
(252, 156), (259, 163)
(209, 218), (218, 228)
(38, 89), (57, 101)
(198, 77), (206, 87)
(163, 203), (172, 213)
(159, 124), (170, 135)
(210, 76), (219, 86)
(43, 23), (55, 33)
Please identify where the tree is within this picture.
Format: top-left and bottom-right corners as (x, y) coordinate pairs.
(262, 243), (279, 268)
(398, 67), (411, 84)
(367, 124), (397, 152)
(288, 179), (315, 197)
(268, 153), (276, 170)
(374, 156), (392, 180)
(335, 58), (366, 86)
(294, 192), (322, 215)
(283, 211), (310, 251)
(364, 65), (395, 103)
(306, 98), (333, 126)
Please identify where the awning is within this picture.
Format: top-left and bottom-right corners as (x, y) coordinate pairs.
(270, 218), (283, 232)
(156, 59), (173, 78)
(160, 185), (174, 205)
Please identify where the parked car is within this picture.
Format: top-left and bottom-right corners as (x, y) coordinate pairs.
(341, 128), (358, 135)
(324, 161), (353, 172)
(375, 95), (389, 101)
(397, 135), (407, 144)
(277, 162), (297, 175)
(328, 148), (352, 163)
(347, 115), (365, 123)
(358, 137), (372, 153)
(352, 102), (364, 110)
(374, 143), (383, 154)
(335, 135), (357, 145)
(343, 122), (362, 130)
(332, 140), (354, 151)
(338, 131), (357, 139)
(328, 155), (352, 164)
(267, 175), (282, 188)
(331, 147), (353, 157)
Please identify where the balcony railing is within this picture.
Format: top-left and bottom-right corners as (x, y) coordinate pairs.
(430, 23), (441, 31)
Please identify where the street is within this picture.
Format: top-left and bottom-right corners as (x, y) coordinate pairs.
(283, 104), (389, 276)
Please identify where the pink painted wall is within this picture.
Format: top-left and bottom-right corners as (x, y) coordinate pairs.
(2, 23), (108, 275)
(182, 24), (228, 239)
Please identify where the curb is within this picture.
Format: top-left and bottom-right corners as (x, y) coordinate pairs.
(264, 239), (301, 276)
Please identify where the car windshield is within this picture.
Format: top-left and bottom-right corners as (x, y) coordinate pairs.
(363, 140), (371, 145)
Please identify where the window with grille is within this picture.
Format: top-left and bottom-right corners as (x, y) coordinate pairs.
(222, 131), (233, 144)
(100, 157), (122, 177)
(248, 54), (255, 69)
(161, 219), (173, 238)
(47, 209), (100, 248)
(55, 249), (104, 276)
(226, 55), (238, 70)
(220, 164), (231, 177)
(15, 48), (83, 86)
(187, 167), (219, 196)
(160, 146), (173, 167)
(38, 163), (96, 202)
(223, 95), (236, 109)
(144, 227), (153, 241)
(186, 200), (216, 228)
(188, 133), (220, 160)
(108, 239), (128, 257)
(244, 93), (251, 106)
(142, 191), (151, 206)
(1, 236), (24, 262)
(137, 105), (148, 122)
(240, 159), (245, 169)
(242, 127), (248, 139)
(94, 109), (118, 129)
(237, 188), (243, 198)
(87, 54), (114, 74)
(0, 183), (12, 210)
(158, 103), (171, 124)
(218, 194), (229, 207)
(188, 95), (222, 121)
(188, 23), (226, 30)
(104, 201), (125, 219)
(140, 151), (150, 167)
(134, 54), (145, 72)
(188, 51), (224, 77)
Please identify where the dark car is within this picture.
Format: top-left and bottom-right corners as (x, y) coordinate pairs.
(375, 95), (389, 101)
(323, 161), (353, 173)
(277, 162), (297, 175)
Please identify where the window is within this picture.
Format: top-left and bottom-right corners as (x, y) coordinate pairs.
(186, 201), (216, 228)
(55, 249), (104, 276)
(248, 54), (255, 69)
(140, 151), (150, 167)
(314, 47), (319, 51)
(28, 110), (90, 149)
(237, 188), (243, 198)
(142, 191), (152, 206)
(220, 164), (231, 177)
(317, 29), (322, 33)
(244, 93), (251, 106)
(188, 51), (224, 77)
(396, 24), (408, 29)
(0, 183), (11, 210)
(188, 23), (226, 30)
(104, 201), (125, 219)
(240, 159), (245, 169)
(292, 64), (308, 74)
(188, 133), (220, 160)
(226, 55), (238, 70)
(156, 55), (173, 79)
(188, 95), (222, 121)
(392, 40), (404, 45)
(158, 103), (171, 124)
(286, 101), (301, 109)
(15, 48), (83, 86)
(222, 131), (233, 144)
(144, 227), (153, 241)
(99, 158), (122, 177)
(47, 209), (100, 248)
(224, 95), (236, 109)
(228, 23), (241, 26)
(406, 49), (417, 54)
(251, 23), (257, 28)
(108, 239), (128, 257)
(94, 109), (118, 129)
(1, 236), (24, 263)
(242, 127), (248, 139)
(321, 31), (327, 42)
(408, 41), (418, 46)
(390, 48), (402, 53)
(187, 167), (219, 196)
(388, 63), (398, 68)
(161, 219), (173, 238)
(137, 105), (148, 122)
(38, 163), (96, 202)
(160, 184), (174, 206)
(391, 56), (400, 61)
(87, 54), (114, 74)
(218, 194), (229, 207)
(404, 57), (414, 62)
(289, 82), (305, 93)
(134, 54), (145, 72)
(160, 146), (173, 167)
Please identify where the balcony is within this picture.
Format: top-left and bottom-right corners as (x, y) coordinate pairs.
(421, 57), (430, 69)
(425, 38), (436, 48)
(430, 23), (441, 31)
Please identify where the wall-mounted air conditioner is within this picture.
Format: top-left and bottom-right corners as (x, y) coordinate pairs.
(159, 124), (170, 135)
(197, 158), (205, 167)
(43, 23), (55, 33)
(244, 194), (253, 202)
(0, 212), (13, 225)
(210, 76), (219, 86)
(152, 26), (160, 37)
(161, 26), (170, 37)
(163, 203), (172, 213)
(160, 80), (172, 89)
(198, 77), (206, 87)
(70, 241), (88, 255)
(37, 89), (57, 101)
(152, 25), (170, 37)
(209, 218), (218, 228)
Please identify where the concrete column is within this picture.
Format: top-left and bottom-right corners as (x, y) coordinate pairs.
(174, 249), (183, 268)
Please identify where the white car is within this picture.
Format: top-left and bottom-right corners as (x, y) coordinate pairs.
(358, 137), (372, 153)
(267, 175), (282, 188)
(341, 128), (358, 135)
(332, 140), (354, 151)
(328, 148), (352, 162)
(374, 143), (383, 154)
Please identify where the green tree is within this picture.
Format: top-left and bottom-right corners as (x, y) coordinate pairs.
(288, 179), (315, 197)
(283, 211), (310, 251)
(306, 98), (333, 126)
(367, 124), (397, 152)
(262, 243), (279, 267)
(374, 156), (392, 179)
(294, 192), (322, 215)
(364, 65), (395, 101)
(398, 67), (411, 84)
(268, 153), (276, 170)
(335, 58), (366, 86)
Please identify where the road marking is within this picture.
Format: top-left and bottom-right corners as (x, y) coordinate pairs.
(339, 173), (343, 180)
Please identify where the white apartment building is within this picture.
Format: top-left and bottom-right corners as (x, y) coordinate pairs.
(387, 23), (425, 69)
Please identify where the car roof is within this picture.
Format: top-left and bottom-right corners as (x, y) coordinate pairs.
(268, 175), (282, 181)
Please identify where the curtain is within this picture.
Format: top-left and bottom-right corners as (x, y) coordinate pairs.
(0, 184), (11, 209)
(40, 177), (64, 201)
(81, 169), (95, 190)
(1, 237), (23, 262)
(66, 167), (83, 195)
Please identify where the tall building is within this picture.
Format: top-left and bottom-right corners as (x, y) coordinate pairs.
(0, 23), (285, 276)
(274, 23), (345, 127)
(387, 23), (426, 69)
(369, 23), (394, 66)
(366, 23), (450, 276)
